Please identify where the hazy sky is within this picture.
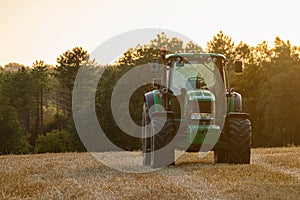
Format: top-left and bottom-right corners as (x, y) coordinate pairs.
(1, 0), (299, 66)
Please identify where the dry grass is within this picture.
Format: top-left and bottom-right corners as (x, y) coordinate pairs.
(0, 147), (299, 199)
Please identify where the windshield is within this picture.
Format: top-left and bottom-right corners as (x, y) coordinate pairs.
(170, 60), (218, 95)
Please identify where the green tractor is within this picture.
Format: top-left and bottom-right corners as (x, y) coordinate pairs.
(142, 49), (251, 168)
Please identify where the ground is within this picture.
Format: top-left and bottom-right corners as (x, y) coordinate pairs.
(0, 147), (299, 199)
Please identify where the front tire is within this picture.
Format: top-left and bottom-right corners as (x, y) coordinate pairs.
(227, 118), (251, 164)
(151, 116), (175, 168)
(142, 104), (151, 165)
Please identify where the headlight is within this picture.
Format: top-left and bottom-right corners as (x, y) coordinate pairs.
(190, 113), (214, 120)
(191, 113), (201, 120)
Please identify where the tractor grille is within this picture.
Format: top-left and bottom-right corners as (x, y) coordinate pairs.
(189, 100), (213, 125)
(188, 100), (212, 113)
(189, 119), (211, 125)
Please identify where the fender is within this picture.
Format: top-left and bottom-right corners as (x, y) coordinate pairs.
(144, 91), (154, 117)
(227, 112), (250, 119)
(227, 92), (243, 112)
(144, 90), (163, 117)
(232, 92), (242, 112)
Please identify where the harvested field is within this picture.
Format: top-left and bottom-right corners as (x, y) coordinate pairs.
(0, 147), (299, 199)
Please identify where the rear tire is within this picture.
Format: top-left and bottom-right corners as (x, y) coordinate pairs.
(214, 149), (227, 163)
(151, 117), (175, 168)
(228, 118), (251, 164)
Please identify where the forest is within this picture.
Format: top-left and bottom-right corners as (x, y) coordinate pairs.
(0, 31), (299, 154)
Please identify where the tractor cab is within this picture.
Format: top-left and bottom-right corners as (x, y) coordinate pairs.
(162, 54), (220, 121)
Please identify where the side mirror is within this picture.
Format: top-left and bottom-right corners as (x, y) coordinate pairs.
(234, 60), (243, 73)
(151, 58), (160, 72)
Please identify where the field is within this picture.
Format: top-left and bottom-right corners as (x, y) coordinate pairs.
(0, 147), (299, 199)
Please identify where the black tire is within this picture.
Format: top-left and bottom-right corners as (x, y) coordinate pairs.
(142, 104), (151, 165)
(214, 149), (227, 163)
(228, 118), (251, 164)
(151, 117), (175, 168)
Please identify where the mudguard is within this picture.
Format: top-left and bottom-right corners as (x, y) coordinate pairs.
(227, 112), (250, 119)
(144, 90), (163, 117)
(232, 92), (242, 112)
(227, 92), (243, 112)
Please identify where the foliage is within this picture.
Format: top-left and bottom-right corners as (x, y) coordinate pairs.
(96, 64), (145, 151)
(0, 105), (30, 154)
(116, 32), (202, 67)
(208, 33), (300, 147)
(259, 65), (300, 146)
(30, 60), (50, 144)
(34, 129), (75, 153)
(206, 31), (235, 60)
(55, 47), (90, 118)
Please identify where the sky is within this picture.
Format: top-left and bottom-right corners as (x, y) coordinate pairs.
(0, 0), (299, 67)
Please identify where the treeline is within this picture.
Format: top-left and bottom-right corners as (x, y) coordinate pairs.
(0, 48), (88, 154)
(206, 31), (300, 147)
(0, 31), (299, 154)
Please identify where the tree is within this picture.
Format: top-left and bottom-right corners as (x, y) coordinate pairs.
(271, 37), (293, 65)
(7, 67), (35, 135)
(55, 47), (89, 120)
(206, 31), (235, 60)
(235, 41), (251, 63)
(291, 45), (300, 64)
(54, 47), (92, 151)
(260, 66), (300, 146)
(4, 62), (24, 72)
(31, 60), (50, 140)
(232, 63), (264, 146)
(0, 69), (9, 105)
(184, 41), (203, 53)
(116, 32), (204, 67)
(0, 105), (30, 154)
(206, 31), (300, 147)
(116, 32), (194, 67)
(34, 129), (74, 153)
(250, 41), (272, 66)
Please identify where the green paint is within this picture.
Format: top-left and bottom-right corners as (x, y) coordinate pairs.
(227, 95), (235, 112)
(153, 90), (163, 111)
(188, 125), (220, 144)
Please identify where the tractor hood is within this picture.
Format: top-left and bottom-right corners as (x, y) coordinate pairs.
(186, 89), (215, 101)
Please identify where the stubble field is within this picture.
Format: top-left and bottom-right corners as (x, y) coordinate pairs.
(0, 147), (299, 199)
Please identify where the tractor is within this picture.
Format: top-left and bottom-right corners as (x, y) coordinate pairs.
(142, 48), (251, 168)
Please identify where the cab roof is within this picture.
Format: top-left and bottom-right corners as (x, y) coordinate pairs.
(166, 53), (226, 59)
